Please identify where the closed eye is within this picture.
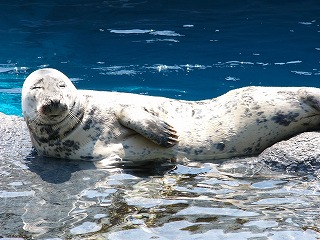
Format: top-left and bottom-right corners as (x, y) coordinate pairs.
(59, 81), (66, 88)
(31, 86), (43, 90)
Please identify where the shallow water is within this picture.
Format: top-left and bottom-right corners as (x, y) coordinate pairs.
(2, 153), (320, 239)
(0, 0), (320, 239)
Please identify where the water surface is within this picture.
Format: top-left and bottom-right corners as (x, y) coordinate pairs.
(0, 0), (319, 115)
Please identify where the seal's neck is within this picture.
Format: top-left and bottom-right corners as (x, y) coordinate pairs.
(29, 96), (85, 144)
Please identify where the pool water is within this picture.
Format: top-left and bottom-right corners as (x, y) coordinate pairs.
(0, 0), (320, 116)
(0, 1), (320, 239)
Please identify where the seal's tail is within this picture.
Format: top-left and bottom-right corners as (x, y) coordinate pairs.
(299, 88), (320, 113)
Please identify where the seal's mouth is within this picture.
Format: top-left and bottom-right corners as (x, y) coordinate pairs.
(48, 114), (60, 118)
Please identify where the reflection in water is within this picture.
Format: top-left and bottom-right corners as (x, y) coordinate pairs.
(102, 161), (319, 240)
(3, 155), (318, 239)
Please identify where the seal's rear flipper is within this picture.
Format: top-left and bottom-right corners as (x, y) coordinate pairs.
(118, 106), (179, 147)
(299, 88), (320, 113)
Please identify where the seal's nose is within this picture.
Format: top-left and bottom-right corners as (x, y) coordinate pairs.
(40, 98), (68, 117)
(50, 99), (61, 108)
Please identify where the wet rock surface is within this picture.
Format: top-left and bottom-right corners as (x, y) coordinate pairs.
(258, 131), (320, 176)
(0, 113), (319, 239)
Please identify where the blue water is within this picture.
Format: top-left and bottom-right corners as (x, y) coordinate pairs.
(0, 0), (319, 116)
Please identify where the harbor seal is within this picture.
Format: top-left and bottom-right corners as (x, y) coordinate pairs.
(22, 68), (320, 162)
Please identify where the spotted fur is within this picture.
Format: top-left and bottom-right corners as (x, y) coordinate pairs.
(22, 68), (320, 162)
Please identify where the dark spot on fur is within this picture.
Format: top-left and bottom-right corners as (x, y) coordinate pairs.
(229, 147), (237, 153)
(83, 118), (93, 131)
(182, 148), (191, 155)
(215, 142), (225, 151)
(256, 117), (268, 124)
(38, 137), (49, 143)
(302, 94), (320, 111)
(244, 108), (252, 117)
(63, 129), (73, 138)
(88, 106), (97, 116)
(48, 131), (60, 141)
(271, 112), (300, 126)
(194, 149), (203, 155)
(63, 140), (80, 150)
(254, 137), (262, 152)
(36, 125), (62, 142)
(158, 106), (168, 114)
(80, 156), (94, 160)
(243, 147), (253, 154)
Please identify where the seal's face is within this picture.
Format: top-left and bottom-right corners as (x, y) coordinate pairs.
(22, 68), (78, 125)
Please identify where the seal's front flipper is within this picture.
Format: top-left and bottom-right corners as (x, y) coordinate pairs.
(118, 107), (179, 147)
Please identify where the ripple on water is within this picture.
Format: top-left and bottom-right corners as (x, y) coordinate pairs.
(70, 221), (102, 235)
(244, 220), (278, 228)
(0, 190), (34, 198)
(251, 180), (287, 189)
(175, 206), (259, 217)
(108, 220), (294, 240)
(126, 197), (188, 208)
(252, 197), (308, 205)
(82, 189), (117, 199)
(109, 29), (183, 37)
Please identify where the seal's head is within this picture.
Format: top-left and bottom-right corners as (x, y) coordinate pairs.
(22, 68), (79, 125)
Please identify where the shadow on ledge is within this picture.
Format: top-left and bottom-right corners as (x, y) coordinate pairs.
(24, 149), (98, 184)
(25, 149), (176, 183)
